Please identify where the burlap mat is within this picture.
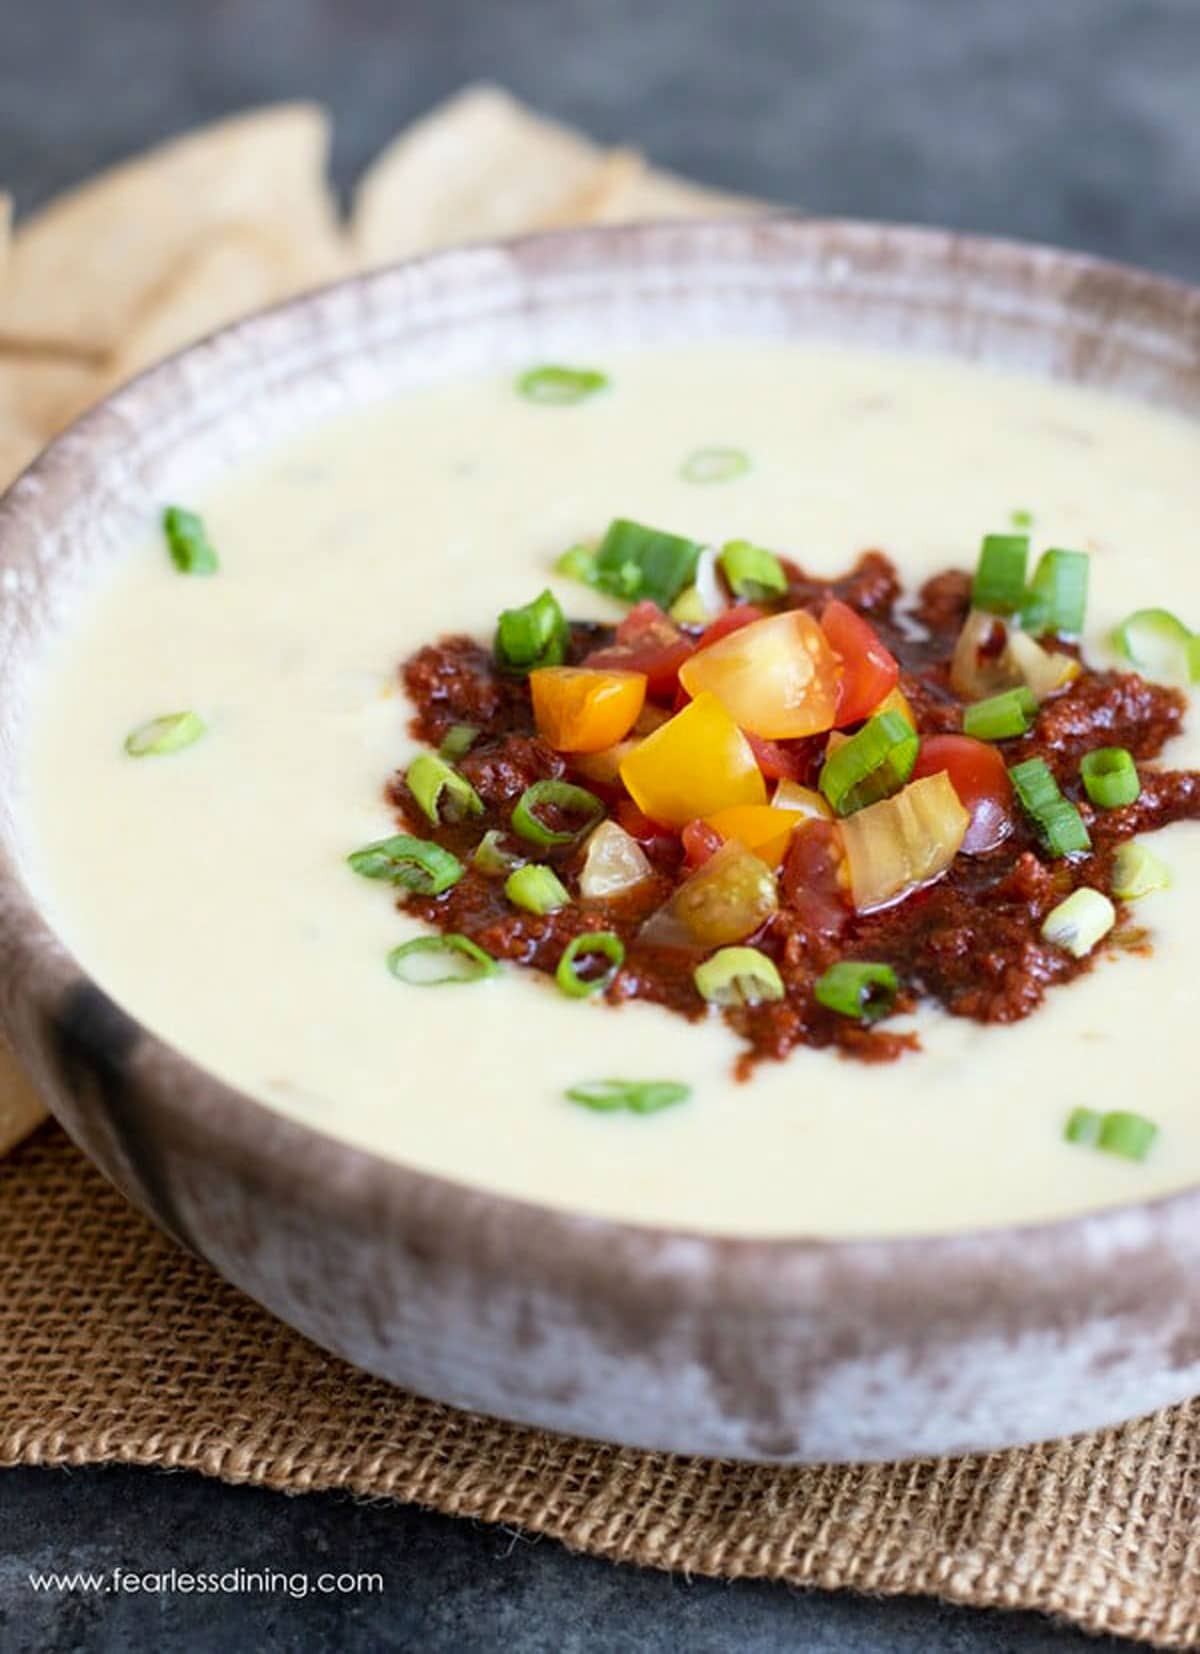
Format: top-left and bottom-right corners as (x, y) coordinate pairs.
(2, 1125), (1198, 1648)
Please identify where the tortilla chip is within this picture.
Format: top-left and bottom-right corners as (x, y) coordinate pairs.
(535, 148), (648, 228)
(599, 166), (766, 222)
(0, 193), (10, 277)
(0, 353), (104, 489)
(1, 104), (340, 355)
(0, 1037), (46, 1156)
(351, 84), (612, 265)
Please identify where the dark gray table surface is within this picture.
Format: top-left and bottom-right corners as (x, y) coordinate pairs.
(2, 1), (1195, 1648)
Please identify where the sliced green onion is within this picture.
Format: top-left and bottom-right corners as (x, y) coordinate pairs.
(814, 961), (899, 1023)
(124, 710), (206, 757)
(1009, 757), (1091, 857)
(386, 934), (499, 986)
(1080, 747), (1140, 810)
(819, 711), (919, 816)
(516, 365), (609, 405)
(669, 585), (712, 625)
(347, 834), (464, 894)
(1064, 1107), (1102, 1146)
(694, 946), (784, 1007)
(1112, 608), (1200, 685)
(717, 539), (787, 601)
(1097, 1110), (1158, 1162)
(556, 931), (625, 998)
(472, 829), (524, 878)
(495, 587), (568, 676)
(971, 533), (1028, 615)
(405, 752), (484, 826)
(962, 687), (1037, 740)
(162, 505), (218, 575)
(1041, 887), (1115, 957)
(555, 543), (598, 584)
(511, 779), (604, 847)
(593, 518), (702, 608)
(504, 863), (570, 914)
(439, 723), (479, 760)
(1022, 548), (1089, 637)
(1112, 840), (1171, 900)
(681, 446), (750, 485)
(1010, 508), (1034, 529)
(566, 1079), (690, 1115)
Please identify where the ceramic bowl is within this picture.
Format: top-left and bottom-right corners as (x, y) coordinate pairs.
(4, 219), (1200, 1464)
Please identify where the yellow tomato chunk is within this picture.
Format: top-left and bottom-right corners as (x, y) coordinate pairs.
(678, 610), (840, 738)
(703, 804), (799, 869)
(530, 666), (646, 753)
(619, 692), (766, 828)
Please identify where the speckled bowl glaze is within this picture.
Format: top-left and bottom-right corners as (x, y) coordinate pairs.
(3, 220), (1200, 1463)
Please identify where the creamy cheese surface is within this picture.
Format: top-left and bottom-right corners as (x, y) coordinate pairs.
(22, 340), (1200, 1237)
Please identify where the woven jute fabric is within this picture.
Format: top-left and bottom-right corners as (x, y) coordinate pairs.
(3, 1127), (1199, 1649)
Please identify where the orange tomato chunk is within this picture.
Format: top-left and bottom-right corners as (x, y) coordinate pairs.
(619, 692), (766, 828)
(530, 666), (646, 753)
(703, 804), (800, 869)
(677, 610), (840, 738)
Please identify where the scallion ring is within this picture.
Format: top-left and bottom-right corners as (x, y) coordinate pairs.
(717, 539), (787, 601)
(556, 931), (625, 998)
(1111, 840), (1170, 900)
(439, 723), (479, 760)
(1080, 747), (1140, 810)
(1041, 888), (1115, 958)
(511, 779), (604, 847)
(554, 543), (598, 584)
(592, 518), (702, 608)
(566, 1079), (691, 1115)
(1097, 1110), (1158, 1162)
(813, 961), (899, 1023)
(124, 710), (206, 757)
(405, 752), (484, 826)
(1112, 607), (1200, 685)
(681, 446), (751, 485)
(516, 365), (609, 405)
(504, 863), (570, 915)
(962, 687), (1037, 741)
(387, 934), (499, 986)
(1021, 548), (1089, 637)
(1008, 757), (1091, 857)
(971, 532), (1028, 615)
(494, 588), (569, 675)
(819, 710), (918, 816)
(162, 505), (219, 575)
(472, 829), (524, 878)
(1064, 1107), (1102, 1146)
(694, 946), (784, 1007)
(347, 834), (464, 895)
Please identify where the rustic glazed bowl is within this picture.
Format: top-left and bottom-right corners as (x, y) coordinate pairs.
(3, 220), (1200, 1464)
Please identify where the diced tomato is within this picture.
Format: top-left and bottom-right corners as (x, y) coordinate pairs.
(779, 820), (850, 940)
(910, 734), (1014, 855)
(679, 610), (841, 738)
(615, 798), (680, 860)
(529, 666), (646, 753)
(744, 732), (816, 784)
(695, 603), (768, 651)
(585, 601), (695, 700)
(681, 818), (724, 870)
(820, 599), (900, 727)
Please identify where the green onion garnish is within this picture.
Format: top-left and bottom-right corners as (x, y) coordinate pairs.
(971, 533), (1028, 615)
(1064, 1107), (1102, 1146)
(1010, 508), (1034, 529)
(494, 587), (569, 676)
(1041, 888), (1115, 958)
(504, 863), (570, 915)
(592, 518), (702, 608)
(819, 711), (919, 816)
(439, 723), (479, 760)
(565, 1079), (691, 1115)
(1112, 608), (1200, 685)
(1080, 747), (1140, 810)
(472, 829), (524, 878)
(124, 710), (206, 757)
(1112, 840), (1171, 900)
(814, 961), (899, 1023)
(694, 946), (784, 1007)
(681, 447), (751, 485)
(386, 934), (499, 986)
(347, 834), (464, 894)
(516, 365), (609, 405)
(555, 931), (625, 998)
(668, 585), (711, 625)
(405, 752), (484, 826)
(162, 505), (218, 575)
(1022, 548), (1089, 637)
(511, 779), (604, 847)
(1008, 758), (1091, 857)
(962, 687), (1037, 741)
(1064, 1107), (1158, 1161)
(555, 543), (598, 584)
(717, 539), (788, 601)
(1097, 1110), (1158, 1162)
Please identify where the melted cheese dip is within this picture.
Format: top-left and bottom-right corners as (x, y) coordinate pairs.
(22, 342), (1200, 1237)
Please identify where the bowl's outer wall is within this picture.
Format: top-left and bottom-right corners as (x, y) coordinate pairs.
(3, 220), (1200, 1462)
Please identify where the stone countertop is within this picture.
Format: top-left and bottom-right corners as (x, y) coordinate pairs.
(3, 0), (1195, 1648)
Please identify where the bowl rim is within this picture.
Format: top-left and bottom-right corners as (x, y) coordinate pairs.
(3, 212), (1200, 1306)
